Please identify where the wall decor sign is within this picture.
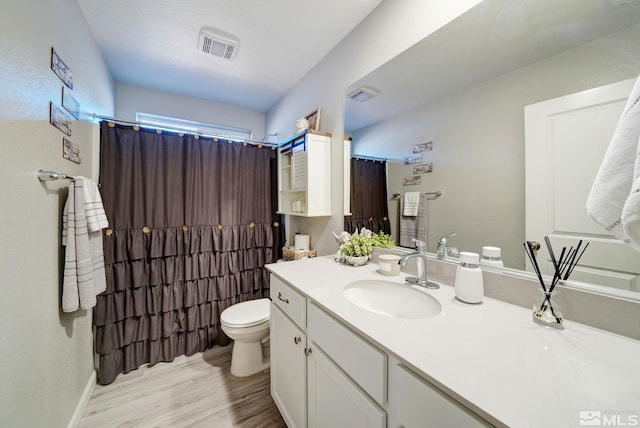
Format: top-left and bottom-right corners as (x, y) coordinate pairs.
(404, 153), (422, 165)
(413, 141), (433, 153)
(304, 108), (322, 131)
(403, 175), (422, 186)
(63, 138), (81, 164)
(413, 163), (433, 174)
(50, 101), (72, 136)
(62, 87), (80, 119)
(50, 47), (73, 89)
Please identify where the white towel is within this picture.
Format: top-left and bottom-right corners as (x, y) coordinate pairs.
(622, 135), (640, 248)
(403, 192), (421, 216)
(399, 194), (427, 247)
(62, 178), (109, 312)
(586, 73), (640, 252)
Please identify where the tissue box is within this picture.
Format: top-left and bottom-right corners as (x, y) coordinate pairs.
(282, 247), (317, 261)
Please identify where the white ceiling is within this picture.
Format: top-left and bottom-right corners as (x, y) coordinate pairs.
(77, 0), (383, 112)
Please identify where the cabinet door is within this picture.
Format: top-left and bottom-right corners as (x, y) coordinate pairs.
(392, 364), (491, 428)
(271, 304), (306, 428)
(307, 344), (386, 428)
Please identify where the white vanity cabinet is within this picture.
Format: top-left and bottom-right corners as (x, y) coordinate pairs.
(269, 275), (488, 428)
(277, 130), (332, 217)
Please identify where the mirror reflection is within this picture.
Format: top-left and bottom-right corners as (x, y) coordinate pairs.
(344, 0), (640, 295)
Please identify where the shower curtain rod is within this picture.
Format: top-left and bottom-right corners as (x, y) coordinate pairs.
(352, 154), (387, 162)
(81, 113), (279, 147)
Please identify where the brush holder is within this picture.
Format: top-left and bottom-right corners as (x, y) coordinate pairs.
(532, 289), (564, 329)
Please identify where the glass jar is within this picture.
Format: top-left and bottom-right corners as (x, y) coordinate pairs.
(532, 289), (564, 329)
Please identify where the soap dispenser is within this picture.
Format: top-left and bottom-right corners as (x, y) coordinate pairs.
(480, 246), (504, 268)
(455, 252), (484, 303)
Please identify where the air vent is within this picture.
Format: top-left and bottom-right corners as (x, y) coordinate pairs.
(347, 86), (380, 102)
(198, 29), (239, 61)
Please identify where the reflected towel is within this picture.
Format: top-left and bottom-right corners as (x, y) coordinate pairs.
(403, 191), (420, 216)
(62, 178), (109, 312)
(399, 194), (427, 247)
(586, 73), (640, 252)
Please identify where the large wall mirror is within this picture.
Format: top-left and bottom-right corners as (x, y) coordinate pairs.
(344, 0), (640, 297)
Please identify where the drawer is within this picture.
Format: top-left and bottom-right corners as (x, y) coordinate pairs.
(270, 275), (306, 329)
(307, 302), (387, 406)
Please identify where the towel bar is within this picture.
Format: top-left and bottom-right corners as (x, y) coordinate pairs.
(37, 170), (76, 182)
(392, 191), (442, 199)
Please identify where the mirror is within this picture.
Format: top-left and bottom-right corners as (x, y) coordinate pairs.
(344, 0), (640, 295)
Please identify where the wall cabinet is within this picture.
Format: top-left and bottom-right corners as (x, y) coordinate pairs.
(270, 275), (489, 427)
(277, 130), (332, 217)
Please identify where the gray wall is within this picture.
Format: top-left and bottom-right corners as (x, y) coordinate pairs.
(115, 83), (267, 140)
(266, 0), (484, 255)
(0, 0), (114, 426)
(354, 24), (640, 269)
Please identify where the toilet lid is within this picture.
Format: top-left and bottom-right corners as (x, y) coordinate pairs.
(221, 298), (270, 327)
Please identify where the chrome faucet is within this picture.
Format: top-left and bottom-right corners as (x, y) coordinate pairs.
(398, 239), (439, 289)
(437, 232), (458, 259)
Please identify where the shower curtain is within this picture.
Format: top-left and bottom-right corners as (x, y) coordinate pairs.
(95, 122), (283, 385)
(345, 158), (391, 234)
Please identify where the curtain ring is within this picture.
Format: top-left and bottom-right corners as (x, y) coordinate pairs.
(143, 226), (151, 234)
(213, 137), (218, 142)
(271, 146), (276, 151)
(182, 225), (189, 232)
(178, 132), (184, 137)
(155, 129), (162, 134)
(258, 144), (263, 149)
(217, 224), (224, 230)
(108, 122), (115, 128)
(273, 221), (280, 227)
(132, 125), (140, 131)
(105, 228), (113, 236)
(227, 140), (233, 144)
(243, 142), (248, 147)
(194, 134), (200, 140)
(249, 222), (255, 228)
(383, 216), (388, 221)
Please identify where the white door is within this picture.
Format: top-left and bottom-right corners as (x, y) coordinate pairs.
(525, 78), (640, 291)
(270, 305), (307, 428)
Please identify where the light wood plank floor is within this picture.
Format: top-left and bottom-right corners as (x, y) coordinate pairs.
(79, 344), (286, 428)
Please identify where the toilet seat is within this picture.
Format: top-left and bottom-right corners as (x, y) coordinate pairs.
(221, 298), (270, 327)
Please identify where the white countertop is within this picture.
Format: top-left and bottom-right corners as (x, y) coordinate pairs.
(266, 256), (640, 428)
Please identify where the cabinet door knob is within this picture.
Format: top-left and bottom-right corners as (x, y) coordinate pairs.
(277, 292), (290, 304)
(304, 347), (312, 356)
(294, 337), (301, 345)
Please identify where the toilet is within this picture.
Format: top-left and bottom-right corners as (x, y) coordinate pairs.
(220, 298), (270, 377)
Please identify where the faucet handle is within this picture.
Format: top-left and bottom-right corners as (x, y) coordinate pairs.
(412, 238), (427, 251)
(437, 232), (456, 244)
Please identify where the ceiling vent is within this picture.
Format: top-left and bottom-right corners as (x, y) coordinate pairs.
(198, 29), (239, 61)
(347, 86), (380, 102)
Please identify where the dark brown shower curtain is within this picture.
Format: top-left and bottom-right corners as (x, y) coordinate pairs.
(95, 122), (283, 385)
(345, 158), (391, 234)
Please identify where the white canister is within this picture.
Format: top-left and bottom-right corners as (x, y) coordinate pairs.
(480, 246), (504, 268)
(454, 252), (484, 303)
(378, 254), (401, 276)
(294, 234), (310, 251)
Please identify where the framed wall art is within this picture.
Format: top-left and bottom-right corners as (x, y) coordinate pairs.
(50, 101), (72, 136)
(304, 108), (322, 131)
(50, 47), (73, 89)
(62, 87), (80, 119)
(63, 138), (81, 164)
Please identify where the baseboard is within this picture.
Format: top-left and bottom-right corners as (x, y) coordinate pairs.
(67, 370), (96, 428)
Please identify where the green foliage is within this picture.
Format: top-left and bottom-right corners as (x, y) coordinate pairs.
(370, 231), (395, 248)
(340, 234), (373, 257)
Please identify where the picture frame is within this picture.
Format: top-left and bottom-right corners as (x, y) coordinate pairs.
(304, 108), (322, 131)
(413, 163), (433, 174)
(403, 175), (422, 186)
(50, 101), (72, 136)
(50, 47), (73, 89)
(404, 153), (422, 165)
(62, 87), (80, 119)
(62, 138), (81, 164)
(412, 141), (433, 153)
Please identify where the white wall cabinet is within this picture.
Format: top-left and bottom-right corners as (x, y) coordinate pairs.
(277, 130), (332, 217)
(270, 275), (489, 428)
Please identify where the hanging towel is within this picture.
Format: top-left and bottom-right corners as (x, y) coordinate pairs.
(586, 73), (640, 252)
(403, 191), (421, 216)
(622, 135), (640, 248)
(399, 193), (427, 247)
(61, 177), (109, 312)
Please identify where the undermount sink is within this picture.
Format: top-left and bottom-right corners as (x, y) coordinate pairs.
(343, 280), (442, 319)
